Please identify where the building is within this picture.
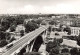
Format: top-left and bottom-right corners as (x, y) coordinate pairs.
(71, 27), (80, 36)
(61, 19), (73, 25)
(53, 16), (80, 27)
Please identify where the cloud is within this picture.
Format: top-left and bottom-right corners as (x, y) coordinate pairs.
(0, 0), (80, 14)
(42, 3), (80, 14)
(5, 5), (37, 14)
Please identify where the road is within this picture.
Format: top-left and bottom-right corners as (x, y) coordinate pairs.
(2, 26), (48, 55)
(50, 31), (63, 39)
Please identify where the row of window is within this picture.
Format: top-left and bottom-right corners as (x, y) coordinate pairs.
(71, 29), (80, 35)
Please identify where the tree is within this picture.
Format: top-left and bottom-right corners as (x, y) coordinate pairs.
(1, 19), (10, 30)
(0, 40), (8, 47)
(24, 21), (39, 33)
(0, 31), (6, 40)
(20, 30), (24, 37)
(41, 22), (46, 25)
(46, 41), (54, 52)
(61, 48), (69, 53)
(77, 34), (80, 46)
(58, 24), (63, 31)
(78, 49), (80, 55)
(63, 26), (71, 35)
(10, 25), (16, 32)
(35, 19), (43, 25)
(46, 40), (58, 53)
(0, 26), (7, 31)
(57, 38), (63, 46)
(49, 20), (57, 25)
(57, 38), (63, 44)
(53, 38), (58, 47)
(31, 20), (36, 23)
(59, 24), (63, 28)
(15, 16), (25, 25)
(50, 48), (59, 55)
(78, 51), (80, 55)
(9, 37), (16, 42)
(70, 48), (78, 55)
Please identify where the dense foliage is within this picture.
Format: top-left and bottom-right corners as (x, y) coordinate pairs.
(50, 48), (59, 54)
(77, 34), (80, 46)
(0, 40), (8, 47)
(20, 30), (24, 37)
(24, 20), (39, 33)
(61, 48), (69, 53)
(70, 48), (78, 55)
(63, 26), (71, 35)
(49, 20), (57, 25)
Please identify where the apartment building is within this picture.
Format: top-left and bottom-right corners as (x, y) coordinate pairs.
(71, 27), (80, 36)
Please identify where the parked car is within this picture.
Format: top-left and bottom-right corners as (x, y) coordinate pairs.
(55, 33), (59, 36)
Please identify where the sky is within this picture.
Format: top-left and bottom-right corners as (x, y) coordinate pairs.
(0, 0), (80, 14)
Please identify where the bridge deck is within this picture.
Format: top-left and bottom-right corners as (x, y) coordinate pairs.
(2, 26), (48, 55)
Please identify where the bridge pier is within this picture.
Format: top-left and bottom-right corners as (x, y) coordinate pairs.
(29, 39), (36, 52)
(42, 29), (48, 43)
(26, 44), (30, 52)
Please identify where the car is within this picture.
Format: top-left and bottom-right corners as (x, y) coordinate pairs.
(55, 33), (59, 36)
(6, 43), (13, 49)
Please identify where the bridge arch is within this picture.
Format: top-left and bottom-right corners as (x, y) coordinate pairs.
(32, 34), (44, 52)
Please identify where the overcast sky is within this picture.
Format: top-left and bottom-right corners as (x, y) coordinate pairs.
(0, 0), (80, 14)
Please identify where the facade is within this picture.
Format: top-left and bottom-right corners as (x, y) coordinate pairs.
(71, 27), (80, 36)
(53, 17), (80, 27)
(72, 20), (80, 27)
(52, 16), (80, 35)
(52, 18), (73, 26)
(61, 19), (73, 25)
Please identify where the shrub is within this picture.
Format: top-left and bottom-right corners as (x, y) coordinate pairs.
(50, 48), (59, 54)
(10, 25), (16, 32)
(70, 48), (78, 55)
(57, 38), (63, 43)
(20, 30), (24, 37)
(9, 37), (16, 42)
(46, 41), (54, 52)
(0, 40), (8, 47)
(63, 27), (71, 35)
(61, 48), (69, 53)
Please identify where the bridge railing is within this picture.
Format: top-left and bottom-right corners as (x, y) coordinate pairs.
(2, 25), (49, 55)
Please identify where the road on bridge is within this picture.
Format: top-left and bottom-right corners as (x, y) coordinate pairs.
(2, 26), (48, 55)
